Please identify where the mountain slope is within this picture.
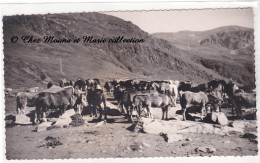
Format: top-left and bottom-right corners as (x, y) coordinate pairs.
(153, 26), (255, 86)
(4, 13), (231, 89)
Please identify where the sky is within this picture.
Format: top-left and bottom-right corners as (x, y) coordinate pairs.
(105, 8), (254, 33)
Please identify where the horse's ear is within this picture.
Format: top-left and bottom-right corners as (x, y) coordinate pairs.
(179, 90), (184, 95)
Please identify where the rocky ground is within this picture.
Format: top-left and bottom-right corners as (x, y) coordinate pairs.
(4, 94), (258, 160)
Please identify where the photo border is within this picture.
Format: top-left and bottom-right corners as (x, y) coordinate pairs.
(1, 1), (259, 163)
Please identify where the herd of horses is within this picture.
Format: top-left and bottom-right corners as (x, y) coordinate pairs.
(16, 78), (256, 124)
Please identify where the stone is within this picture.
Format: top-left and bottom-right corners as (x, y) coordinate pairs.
(82, 116), (93, 122)
(241, 108), (257, 117)
(221, 126), (244, 134)
(94, 120), (106, 127)
(173, 114), (183, 121)
(216, 112), (229, 125)
(208, 147), (217, 153)
(230, 121), (246, 130)
(125, 147), (131, 151)
(15, 114), (32, 125)
(195, 146), (216, 153)
(59, 109), (75, 118)
(28, 87), (39, 93)
(181, 143), (189, 146)
(142, 119), (167, 134)
(142, 142), (151, 147)
(70, 114), (85, 127)
(104, 101), (117, 109)
(244, 121), (257, 129)
(47, 118), (59, 122)
(243, 132), (257, 140)
(36, 122), (53, 132)
(223, 140), (230, 144)
(204, 112), (228, 125)
(132, 118), (242, 136)
(161, 133), (184, 143)
(54, 117), (72, 127)
(47, 125), (61, 130)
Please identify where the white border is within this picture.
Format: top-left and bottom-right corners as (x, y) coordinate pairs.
(1, 1), (259, 163)
(0, 1), (258, 15)
(0, 0), (257, 4)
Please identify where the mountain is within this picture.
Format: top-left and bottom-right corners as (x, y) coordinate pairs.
(153, 26), (254, 49)
(3, 13), (250, 89)
(153, 26), (255, 86)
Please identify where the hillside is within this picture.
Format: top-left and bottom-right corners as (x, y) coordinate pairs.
(153, 26), (255, 86)
(3, 12), (231, 89)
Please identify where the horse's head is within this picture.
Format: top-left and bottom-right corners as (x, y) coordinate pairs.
(225, 81), (237, 97)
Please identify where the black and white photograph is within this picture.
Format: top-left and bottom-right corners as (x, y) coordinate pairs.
(2, 7), (258, 160)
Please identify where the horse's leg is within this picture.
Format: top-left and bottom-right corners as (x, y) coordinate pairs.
(34, 106), (40, 124)
(120, 102), (125, 114)
(218, 103), (221, 112)
(42, 111), (47, 122)
(77, 104), (80, 114)
(231, 104), (235, 120)
(94, 104), (98, 117)
(137, 104), (142, 117)
(130, 105), (134, 121)
(182, 107), (187, 121)
(117, 100), (122, 113)
(166, 106), (169, 120)
(88, 104), (92, 117)
(125, 105), (130, 120)
(236, 105), (243, 120)
(97, 105), (102, 121)
(34, 112), (38, 124)
(146, 106), (151, 118)
(103, 104), (108, 120)
(135, 105), (140, 119)
(17, 108), (21, 114)
(201, 104), (206, 119)
(88, 104), (94, 117)
(16, 102), (21, 114)
(127, 105), (133, 122)
(78, 104), (82, 115)
(36, 105), (45, 123)
(122, 102), (127, 114)
(123, 104), (128, 118)
(61, 105), (67, 115)
(161, 106), (165, 120)
(21, 102), (27, 114)
(233, 102), (242, 120)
